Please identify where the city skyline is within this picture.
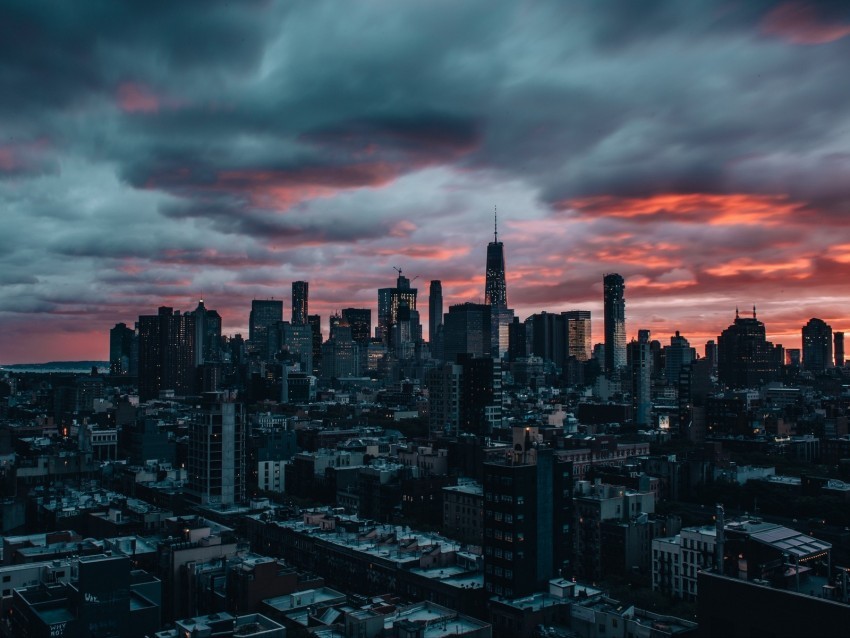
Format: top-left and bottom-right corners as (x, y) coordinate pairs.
(3, 1), (850, 362)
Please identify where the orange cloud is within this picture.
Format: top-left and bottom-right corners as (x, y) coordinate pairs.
(705, 257), (812, 278)
(373, 244), (468, 260)
(761, 2), (850, 45)
(563, 193), (804, 226)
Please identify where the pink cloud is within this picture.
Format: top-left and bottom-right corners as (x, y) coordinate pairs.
(117, 82), (161, 113)
(561, 193), (804, 226)
(761, 2), (850, 45)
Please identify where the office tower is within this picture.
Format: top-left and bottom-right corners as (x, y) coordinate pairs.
(484, 211), (513, 358)
(109, 322), (135, 376)
(377, 270), (418, 347)
(138, 306), (196, 401)
(485, 210), (507, 308)
(835, 332), (845, 367)
(528, 312), (567, 367)
(291, 281), (308, 325)
(786, 348), (802, 367)
(704, 339), (718, 371)
(802, 317), (833, 372)
(483, 427), (572, 598)
(603, 273), (626, 374)
(427, 353), (501, 436)
(664, 331), (695, 383)
(717, 307), (782, 388)
(629, 329), (652, 427)
(279, 322), (314, 373)
(426, 362), (463, 435)
(678, 357), (712, 441)
(249, 299), (283, 362)
(429, 280), (443, 344)
(188, 299), (222, 366)
(442, 303), (492, 363)
(341, 308), (372, 344)
(186, 391), (246, 506)
(507, 316), (528, 361)
(308, 314), (322, 375)
(321, 325), (360, 379)
(392, 300), (422, 359)
(563, 310), (592, 362)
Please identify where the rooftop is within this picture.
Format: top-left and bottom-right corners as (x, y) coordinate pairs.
(443, 483), (483, 496)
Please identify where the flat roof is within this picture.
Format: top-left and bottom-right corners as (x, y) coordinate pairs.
(749, 526), (831, 559)
(263, 587), (346, 612)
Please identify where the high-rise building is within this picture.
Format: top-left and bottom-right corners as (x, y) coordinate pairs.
(308, 314), (322, 375)
(186, 391), (246, 506)
(291, 281), (308, 325)
(484, 210), (512, 359)
(717, 308), (782, 388)
(664, 330), (695, 383)
(507, 316), (528, 362)
(188, 299), (222, 366)
(835, 332), (845, 367)
(429, 280), (443, 345)
(377, 270), (418, 347)
(249, 299), (283, 362)
(443, 303), (491, 364)
(802, 317), (833, 372)
(563, 310), (592, 362)
(321, 325), (360, 379)
(528, 312), (567, 368)
(391, 300), (421, 359)
(629, 329), (652, 427)
(483, 427), (572, 598)
(341, 308), (371, 344)
(485, 210), (507, 309)
(704, 339), (718, 371)
(138, 306), (196, 401)
(603, 273), (626, 374)
(109, 322), (136, 376)
(278, 322), (314, 373)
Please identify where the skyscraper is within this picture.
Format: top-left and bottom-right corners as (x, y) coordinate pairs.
(341, 308), (372, 344)
(377, 270), (417, 347)
(308, 314), (322, 375)
(291, 281), (308, 325)
(186, 391), (246, 506)
(603, 273), (626, 374)
(629, 329), (652, 427)
(249, 299), (283, 361)
(109, 322), (136, 376)
(485, 209), (507, 309)
(443, 302), (492, 363)
(563, 310), (592, 362)
(664, 330), (695, 383)
(484, 210), (512, 358)
(835, 332), (845, 367)
(802, 317), (833, 372)
(717, 308), (782, 388)
(137, 307), (196, 401)
(188, 299), (222, 366)
(429, 280), (443, 344)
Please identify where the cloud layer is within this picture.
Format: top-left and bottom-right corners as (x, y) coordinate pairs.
(2, 0), (850, 362)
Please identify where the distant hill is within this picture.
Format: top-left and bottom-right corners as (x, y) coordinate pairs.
(0, 361), (109, 372)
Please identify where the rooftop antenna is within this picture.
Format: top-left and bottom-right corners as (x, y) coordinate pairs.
(735, 306), (739, 320)
(494, 205), (498, 242)
(753, 305), (757, 319)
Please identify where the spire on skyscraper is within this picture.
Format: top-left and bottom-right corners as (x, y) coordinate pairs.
(494, 205), (498, 243)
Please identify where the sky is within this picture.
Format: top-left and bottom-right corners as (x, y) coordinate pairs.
(2, 0), (850, 363)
